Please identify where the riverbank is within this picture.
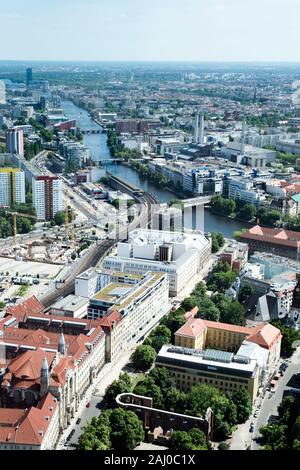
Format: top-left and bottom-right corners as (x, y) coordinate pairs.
(60, 100), (250, 238)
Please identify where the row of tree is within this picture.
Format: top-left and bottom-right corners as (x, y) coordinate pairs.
(260, 395), (300, 450)
(211, 195), (282, 227)
(131, 160), (169, 187)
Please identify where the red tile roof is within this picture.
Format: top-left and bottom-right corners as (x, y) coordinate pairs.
(175, 318), (206, 338)
(6, 296), (44, 317)
(240, 225), (300, 248)
(184, 306), (199, 320)
(174, 317), (281, 351)
(248, 323), (282, 349)
(0, 393), (58, 447)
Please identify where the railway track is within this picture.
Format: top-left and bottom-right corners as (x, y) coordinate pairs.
(40, 191), (157, 308)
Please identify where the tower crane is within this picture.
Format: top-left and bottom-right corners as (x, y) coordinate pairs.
(6, 211), (37, 246)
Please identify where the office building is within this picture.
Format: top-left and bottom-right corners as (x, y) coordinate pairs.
(156, 344), (260, 403)
(158, 320), (281, 403)
(103, 229), (211, 296)
(228, 179), (266, 206)
(6, 128), (24, 156)
(32, 176), (64, 221)
(49, 295), (89, 318)
(0, 168), (26, 207)
(88, 271), (169, 345)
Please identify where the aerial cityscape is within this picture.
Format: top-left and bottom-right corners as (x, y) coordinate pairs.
(0, 0), (300, 457)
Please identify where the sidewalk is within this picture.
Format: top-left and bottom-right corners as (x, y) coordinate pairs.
(56, 343), (138, 449)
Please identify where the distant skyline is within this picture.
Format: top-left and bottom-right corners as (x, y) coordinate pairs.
(1, 0), (300, 62)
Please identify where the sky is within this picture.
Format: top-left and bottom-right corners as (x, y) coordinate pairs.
(0, 0), (300, 62)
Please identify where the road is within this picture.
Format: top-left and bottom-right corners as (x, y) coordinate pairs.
(230, 346), (300, 450)
(57, 344), (138, 449)
(252, 346), (300, 449)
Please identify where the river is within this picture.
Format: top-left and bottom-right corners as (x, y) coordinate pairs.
(61, 100), (248, 237)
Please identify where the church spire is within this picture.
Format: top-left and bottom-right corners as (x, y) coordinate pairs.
(58, 332), (66, 355)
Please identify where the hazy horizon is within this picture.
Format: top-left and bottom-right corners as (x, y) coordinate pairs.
(1, 0), (300, 62)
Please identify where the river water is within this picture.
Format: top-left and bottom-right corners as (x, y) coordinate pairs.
(61, 100), (248, 237)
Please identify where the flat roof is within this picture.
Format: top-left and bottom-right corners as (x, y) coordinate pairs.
(156, 345), (257, 378)
(51, 294), (88, 312)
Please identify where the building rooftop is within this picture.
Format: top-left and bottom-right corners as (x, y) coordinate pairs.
(91, 272), (166, 312)
(240, 225), (300, 248)
(156, 345), (258, 377)
(0, 393), (58, 447)
(51, 294), (88, 313)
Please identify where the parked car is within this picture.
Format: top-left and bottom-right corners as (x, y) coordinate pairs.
(76, 418), (81, 425)
(86, 402), (91, 408)
(249, 422), (255, 432)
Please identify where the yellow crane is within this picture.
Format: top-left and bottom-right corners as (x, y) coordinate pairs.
(6, 211), (37, 246)
(71, 208), (76, 249)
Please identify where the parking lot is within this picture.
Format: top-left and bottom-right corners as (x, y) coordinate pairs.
(0, 257), (63, 304)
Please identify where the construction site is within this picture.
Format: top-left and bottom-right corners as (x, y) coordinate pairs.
(0, 206), (88, 264)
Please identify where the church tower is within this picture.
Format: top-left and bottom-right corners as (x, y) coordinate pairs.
(40, 356), (50, 397)
(58, 332), (67, 356)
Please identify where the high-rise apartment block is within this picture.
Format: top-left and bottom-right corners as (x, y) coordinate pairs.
(0, 168), (26, 207)
(6, 128), (24, 156)
(32, 176), (64, 221)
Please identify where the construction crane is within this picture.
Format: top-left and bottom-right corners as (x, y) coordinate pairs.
(6, 211), (37, 246)
(71, 208), (76, 250)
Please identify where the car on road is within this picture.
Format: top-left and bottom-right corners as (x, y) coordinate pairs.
(254, 411), (259, 418)
(76, 418), (81, 425)
(249, 422), (255, 432)
(86, 402), (91, 408)
(66, 429), (75, 441)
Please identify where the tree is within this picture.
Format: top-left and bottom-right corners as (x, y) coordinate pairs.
(104, 373), (132, 407)
(231, 389), (252, 424)
(220, 300), (245, 326)
(77, 412), (112, 450)
(164, 387), (187, 412)
(185, 384), (237, 440)
(236, 204), (257, 222)
(258, 208), (281, 227)
(238, 284), (254, 303)
(271, 321), (300, 357)
(143, 325), (172, 353)
(160, 309), (186, 338)
(181, 296), (198, 311)
(148, 367), (175, 394)
(169, 429), (208, 451)
(131, 345), (157, 370)
(211, 232), (225, 253)
(218, 442), (230, 450)
(260, 424), (288, 450)
(109, 408), (145, 451)
(54, 211), (65, 226)
(134, 377), (164, 408)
